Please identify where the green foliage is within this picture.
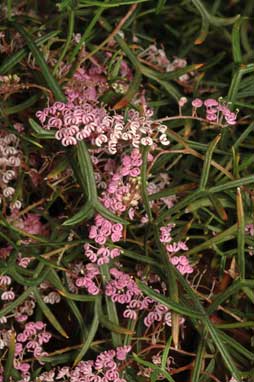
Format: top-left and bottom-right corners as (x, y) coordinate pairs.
(1, 1), (254, 382)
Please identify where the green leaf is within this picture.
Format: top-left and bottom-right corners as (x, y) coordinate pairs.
(233, 121), (254, 149)
(199, 134), (221, 190)
(114, 33), (141, 69)
(1, 94), (39, 116)
(207, 279), (242, 314)
(192, 0), (240, 27)
(13, 24), (66, 102)
(8, 267), (49, 287)
(122, 248), (162, 267)
(4, 331), (16, 382)
(73, 300), (99, 366)
(199, 359), (215, 382)
(236, 188), (245, 279)
(208, 175), (254, 193)
(141, 65), (181, 101)
(137, 280), (203, 318)
(232, 17), (245, 64)
(47, 270), (94, 340)
(95, 202), (129, 225)
(183, 224), (237, 257)
(205, 320), (242, 380)
(53, 9), (75, 75)
(100, 264), (122, 347)
(140, 147), (153, 222)
(161, 336), (172, 370)
(191, 331), (207, 382)
(155, 0), (167, 14)
(29, 118), (55, 139)
(219, 330), (254, 361)
(78, 0), (150, 6)
(148, 183), (197, 201)
(133, 353), (175, 382)
(156, 190), (205, 224)
(99, 312), (135, 335)
(76, 141), (98, 201)
(0, 287), (34, 319)
(33, 288), (69, 338)
(63, 203), (94, 226)
(0, 31), (59, 74)
(227, 63), (254, 107)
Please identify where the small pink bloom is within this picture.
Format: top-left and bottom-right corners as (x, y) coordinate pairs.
(16, 363), (30, 373)
(34, 321), (45, 330)
(130, 168), (140, 177)
(0, 275), (12, 285)
(15, 314), (28, 322)
(95, 235), (107, 245)
(170, 256), (179, 265)
(17, 333), (28, 342)
(110, 248), (121, 258)
(1, 290), (15, 301)
(111, 232), (122, 242)
(204, 99), (218, 107)
(206, 112), (217, 121)
(112, 223), (123, 233)
(15, 343), (23, 355)
(87, 284), (100, 295)
(192, 98), (203, 108)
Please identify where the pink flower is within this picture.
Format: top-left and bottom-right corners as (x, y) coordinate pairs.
(1, 290), (15, 301)
(116, 345), (131, 361)
(130, 168), (141, 177)
(204, 99), (218, 107)
(16, 363), (30, 373)
(206, 112), (217, 121)
(89, 225), (98, 239)
(110, 248), (121, 259)
(111, 232), (122, 242)
(123, 309), (137, 320)
(192, 98), (203, 108)
(0, 275), (12, 286)
(95, 235), (107, 245)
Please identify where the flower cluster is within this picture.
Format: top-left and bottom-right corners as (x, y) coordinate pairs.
(105, 268), (184, 328)
(36, 63), (170, 152)
(0, 274), (15, 302)
(147, 173), (177, 210)
(137, 352), (173, 379)
(71, 262), (100, 295)
(39, 280), (61, 305)
(101, 149), (143, 216)
(37, 346), (131, 382)
(0, 131), (21, 208)
(138, 44), (191, 82)
(245, 223), (254, 237)
(89, 214), (123, 244)
(192, 98), (238, 126)
(65, 65), (108, 103)
(0, 74), (21, 96)
(160, 224), (193, 275)
(84, 243), (121, 266)
(0, 321), (51, 381)
(105, 268), (142, 304)
(36, 100), (169, 152)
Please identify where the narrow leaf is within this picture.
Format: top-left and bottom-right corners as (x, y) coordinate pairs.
(13, 24), (66, 102)
(33, 288), (69, 338)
